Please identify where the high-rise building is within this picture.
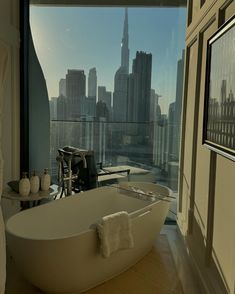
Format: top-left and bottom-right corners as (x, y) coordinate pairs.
(113, 68), (129, 122)
(88, 68), (97, 99)
(153, 102), (162, 164)
(59, 79), (66, 97)
(104, 91), (112, 114)
(49, 97), (57, 120)
(127, 51), (152, 124)
(79, 116), (95, 150)
(121, 8), (129, 74)
(66, 69), (86, 119)
(98, 86), (112, 115)
(85, 97), (96, 117)
(150, 89), (161, 122)
(96, 100), (109, 121)
(94, 117), (107, 164)
(57, 95), (68, 120)
(66, 69), (86, 99)
(113, 8), (129, 122)
(98, 86), (106, 102)
(167, 101), (176, 162)
(153, 114), (168, 169)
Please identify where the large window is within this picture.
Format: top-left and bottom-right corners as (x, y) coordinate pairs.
(28, 4), (186, 220)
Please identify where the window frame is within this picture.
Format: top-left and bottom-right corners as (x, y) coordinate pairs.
(20, 0), (187, 174)
(20, 0), (30, 174)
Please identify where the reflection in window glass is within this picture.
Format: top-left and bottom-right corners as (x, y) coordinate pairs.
(30, 6), (186, 220)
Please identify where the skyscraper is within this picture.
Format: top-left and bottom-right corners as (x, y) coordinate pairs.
(127, 51), (152, 123)
(96, 100), (109, 121)
(98, 86), (106, 102)
(152, 102), (162, 164)
(150, 89), (159, 122)
(66, 69), (86, 119)
(66, 69), (86, 99)
(57, 94), (68, 120)
(113, 8), (129, 122)
(49, 97), (58, 120)
(168, 101), (176, 162)
(98, 86), (112, 115)
(113, 68), (129, 122)
(59, 78), (66, 97)
(88, 68), (97, 100)
(121, 8), (129, 74)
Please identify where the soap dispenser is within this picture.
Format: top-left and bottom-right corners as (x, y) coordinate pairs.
(30, 170), (40, 194)
(41, 168), (51, 191)
(19, 172), (30, 197)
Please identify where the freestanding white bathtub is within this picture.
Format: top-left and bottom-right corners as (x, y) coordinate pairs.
(6, 182), (171, 294)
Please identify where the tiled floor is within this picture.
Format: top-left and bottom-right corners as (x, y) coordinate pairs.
(82, 234), (184, 294)
(5, 225), (202, 294)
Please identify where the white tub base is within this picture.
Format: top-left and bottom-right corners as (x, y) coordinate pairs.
(6, 182), (171, 294)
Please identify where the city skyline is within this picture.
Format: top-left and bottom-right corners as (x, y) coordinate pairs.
(30, 6), (186, 114)
(48, 8), (186, 193)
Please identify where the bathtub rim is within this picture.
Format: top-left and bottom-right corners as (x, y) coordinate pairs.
(6, 201), (162, 242)
(6, 183), (172, 242)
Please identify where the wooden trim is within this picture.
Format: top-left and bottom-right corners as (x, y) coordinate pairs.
(178, 35), (198, 213)
(219, 0), (234, 12)
(204, 11), (222, 268)
(186, 0), (218, 41)
(212, 248), (230, 292)
(218, 7), (225, 26)
(189, 253), (211, 294)
(30, 0), (187, 7)
(186, 0), (234, 42)
(205, 150), (217, 266)
(188, 15), (217, 233)
(20, 0), (30, 174)
(187, 0), (193, 26)
(178, 43), (192, 213)
(188, 31), (203, 234)
(11, 46), (21, 180)
(200, 0), (205, 9)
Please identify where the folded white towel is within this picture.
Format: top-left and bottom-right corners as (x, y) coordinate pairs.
(97, 211), (134, 258)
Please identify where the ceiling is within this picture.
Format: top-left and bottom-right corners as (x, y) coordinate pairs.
(30, 0), (187, 8)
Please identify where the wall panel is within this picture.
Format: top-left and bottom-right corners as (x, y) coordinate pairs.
(180, 0), (235, 292)
(213, 157), (235, 292)
(179, 40), (198, 232)
(211, 7), (235, 293)
(193, 21), (216, 236)
(192, 0), (201, 21)
(224, 1), (235, 19)
(0, 1), (11, 22)
(1, 0), (20, 185)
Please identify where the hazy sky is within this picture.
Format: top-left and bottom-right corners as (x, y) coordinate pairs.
(30, 6), (186, 114)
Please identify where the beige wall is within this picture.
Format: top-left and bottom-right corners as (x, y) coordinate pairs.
(178, 0), (235, 293)
(1, 0), (235, 292)
(0, 0), (20, 185)
(0, 0), (20, 292)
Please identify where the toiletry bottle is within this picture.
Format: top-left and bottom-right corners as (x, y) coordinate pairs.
(30, 170), (40, 194)
(41, 168), (51, 191)
(19, 172), (30, 197)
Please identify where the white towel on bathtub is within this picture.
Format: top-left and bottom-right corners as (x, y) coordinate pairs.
(97, 211), (134, 258)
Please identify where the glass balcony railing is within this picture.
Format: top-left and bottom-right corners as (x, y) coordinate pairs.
(50, 119), (180, 190)
(50, 119), (179, 221)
